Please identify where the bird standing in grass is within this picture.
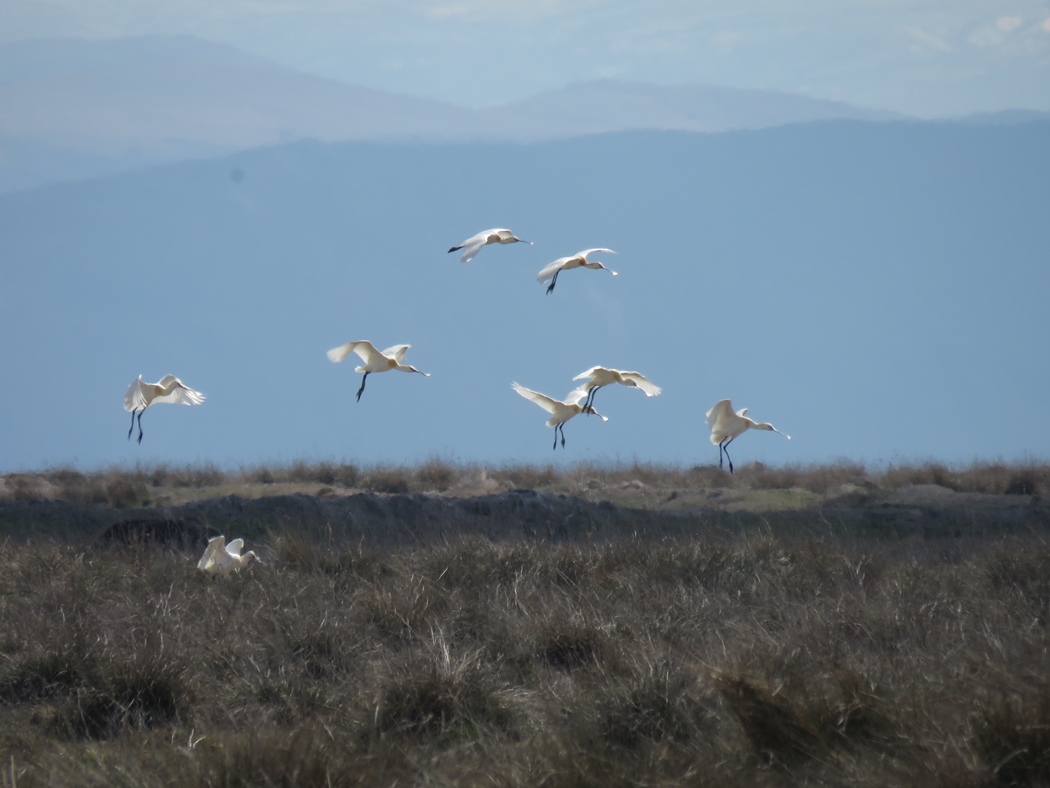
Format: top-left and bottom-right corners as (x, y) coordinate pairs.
(326, 340), (430, 401)
(197, 535), (261, 575)
(705, 398), (791, 473)
(512, 382), (607, 450)
(448, 228), (532, 263)
(571, 366), (661, 412)
(123, 374), (205, 444)
(537, 248), (617, 294)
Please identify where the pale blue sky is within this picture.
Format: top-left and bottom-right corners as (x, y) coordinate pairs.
(1, 3), (1048, 474)
(3, 1), (1049, 116)
(1, 123), (1048, 472)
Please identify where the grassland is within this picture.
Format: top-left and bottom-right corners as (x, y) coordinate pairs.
(1, 460), (1048, 786)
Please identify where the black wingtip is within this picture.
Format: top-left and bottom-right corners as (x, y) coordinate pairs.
(447, 246), (460, 254)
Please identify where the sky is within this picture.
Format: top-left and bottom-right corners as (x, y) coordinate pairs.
(2, 0), (1050, 117)
(1, 2), (1048, 475)
(1, 123), (1047, 473)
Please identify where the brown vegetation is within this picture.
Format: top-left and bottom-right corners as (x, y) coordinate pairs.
(2, 458), (1048, 507)
(0, 461), (1048, 785)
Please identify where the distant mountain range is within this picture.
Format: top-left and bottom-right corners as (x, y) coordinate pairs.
(0, 35), (905, 194)
(2, 35), (1048, 196)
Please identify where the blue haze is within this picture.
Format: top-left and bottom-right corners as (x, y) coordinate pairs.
(1, 121), (1048, 471)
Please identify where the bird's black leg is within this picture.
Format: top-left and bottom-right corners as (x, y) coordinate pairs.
(546, 271), (558, 295)
(722, 437), (735, 474)
(586, 386), (599, 414)
(552, 427), (558, 451)
(136, 410), (145, 444)
(560, 424), (566, 448)
(127, 409), (137, 441)
(356, 372), (369, 402)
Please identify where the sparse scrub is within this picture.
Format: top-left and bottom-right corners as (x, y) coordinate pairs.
(489, 463), (559, 490)
(970, 688), (1050, 786)
(2, 461), (1050, 783)
(104, 473), (151, 507)
(413, 457), (457, 491)
(0, 527), (1048, 784)
(5, 460), (1050, 505)
(360, 466), (412, 494)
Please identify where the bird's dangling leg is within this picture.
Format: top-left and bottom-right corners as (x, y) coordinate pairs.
(136, 410), (145, 444)
(560, 424), (566, 448)
(127, 409), (138, 441)
(723, 437), (735, 474)
(585, 386), (599, 414)
(546, 271), (558, 295)
(552, 427), (559, 451)
(356, 372), (369, 402)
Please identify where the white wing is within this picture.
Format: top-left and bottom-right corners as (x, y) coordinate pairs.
(459, 241), (486, 263)
(381, 344), (411, 363)
(327, 340), (382, 365)
(512, 383), (561, 414)
(577, 248), (616, 260)
(620, 371), (661, 397)
(152, 376), (205, 406)
(460, 229), (498, 246)
(197, 535), (226, 571)
(572, 366), (604, 383)
(565, 388), (590, 404)
(124, 376), (147, 412)
(456, 229), (506, 262)
(226, 538), (245, 557)
(536, 257), (571, 283)
(705, 399), (733, 429)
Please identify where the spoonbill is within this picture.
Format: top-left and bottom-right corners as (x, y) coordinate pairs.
(537, 248), (617, 294)
(448, 228), (531, 263)
(512, 382), (607, 450)
(326, 340), (430, 401)
(123, 374), (205, 444)
(705, 399), (791, 474)
(197, 535), (261, 575)
(571, 366), (661, 413)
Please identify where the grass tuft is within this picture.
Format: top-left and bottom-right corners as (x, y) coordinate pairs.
(971, 690), (1050, 786)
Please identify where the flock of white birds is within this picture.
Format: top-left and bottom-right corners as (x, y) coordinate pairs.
(122, 226), (790, 573)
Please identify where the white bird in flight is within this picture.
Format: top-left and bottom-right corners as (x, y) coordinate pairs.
(123, 374), (205, 444)
(705, 398), (791, 474)
(448, 228), (532, 263)
(197, 535), (261, 575)
(326, 340), (430, 401)
(537, 248), (617, 294)
(571, 366), (661, 413)
(512, 382), (607, 450)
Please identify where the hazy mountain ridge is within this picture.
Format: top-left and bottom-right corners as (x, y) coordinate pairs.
(0, 35), (910, 194)
(476, 79), (900, 139)
(7, 35), (1046, 196)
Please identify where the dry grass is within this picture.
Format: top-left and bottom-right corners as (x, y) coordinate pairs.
(0, 513), (1048, 786)
(1, 461), (1048, 783)
(2, 459), (1048, 507)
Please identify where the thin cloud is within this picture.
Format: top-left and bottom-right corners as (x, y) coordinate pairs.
(905, 26), (952, 55)
(997, 16), (1023, 32)
(426, 4), (471, 18)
